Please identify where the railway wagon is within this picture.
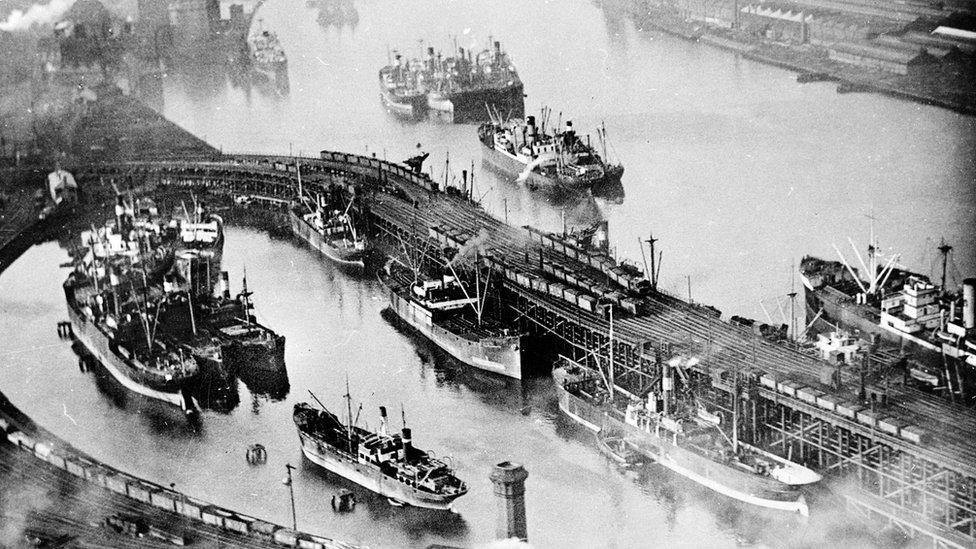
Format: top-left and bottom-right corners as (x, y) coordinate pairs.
(150, 489), (179, 512)
(252, 520), (281, 539)
(201, 506), (232, 528)
(563, 287), (580, 307)
(7, 429), (34, 450)
(45, 449), (67, 470)
(224, 513), (255, 534)
(274, 528), (300, 546)
(177, 496), (208, 521)
(84, 463), (114, 488)
(128, 481), (158, 504)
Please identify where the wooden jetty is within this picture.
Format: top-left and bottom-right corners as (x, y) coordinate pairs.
(64, 152), (976, 548)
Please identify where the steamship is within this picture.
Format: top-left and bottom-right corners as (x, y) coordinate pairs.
(800, 238), (976, 381)
(289, 196), (368, 268)
(294, 396), (468, 509)
(379, 260), (522, 379)
(478, 113), (623, 196)
(554, 357), (821, 513)
(64, 216), (199, 413)
(378, 39), (524, 123)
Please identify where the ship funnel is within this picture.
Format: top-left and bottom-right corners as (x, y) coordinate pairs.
(220, 271), (230, 299)
(402, 427), (412, 457)
(964, 278), (975, 330)
(494, 40), (501, 53)
(379, 406), (389, 436)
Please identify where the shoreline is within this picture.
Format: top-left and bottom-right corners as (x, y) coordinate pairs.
(627, 5), (976, 117)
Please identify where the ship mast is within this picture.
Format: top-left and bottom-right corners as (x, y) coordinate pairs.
(608, 305), (615, 399)
(344, 375), (354, 455)
(938, 238), (953, 290)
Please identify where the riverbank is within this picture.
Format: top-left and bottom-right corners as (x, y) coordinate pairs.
(622, 2), (976, 116)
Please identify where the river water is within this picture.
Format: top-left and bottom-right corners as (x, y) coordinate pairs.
(2, 0), (974, 547)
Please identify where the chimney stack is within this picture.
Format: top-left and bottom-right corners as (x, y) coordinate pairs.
(490, 461), (528, 542)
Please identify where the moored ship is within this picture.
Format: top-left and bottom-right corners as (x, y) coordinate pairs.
(379, 54), (429, 119)
(249, 27), (289, 91)
(379, 260), (522, 379)
(294, 392), (468, 509)
(378, 39), (524, 123)
(203, 271), (286, 374)
(478, 113), (623, 197)
(290, 195), (368, 268)
(800, 237), (976, 383)
(553, 356), (820, 513)
(64, 221), (199, 414)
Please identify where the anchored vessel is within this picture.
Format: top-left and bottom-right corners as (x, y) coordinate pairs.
(553, 357), (820, 513)
(478, 114), (623, 196)
(290, 195), (368, 268)
(800, 238), (976, 380)
(379, 261), (522, 379)
(64, 216), (199, 413)
(294, 393), (468, 510)
(379, 40), (524, 123)
(249, 28), (289, 90)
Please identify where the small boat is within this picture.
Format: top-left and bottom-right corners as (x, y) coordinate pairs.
(595, 429), (643, 467)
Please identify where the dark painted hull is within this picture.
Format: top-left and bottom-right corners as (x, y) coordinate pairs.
(428, 81), (525, 123)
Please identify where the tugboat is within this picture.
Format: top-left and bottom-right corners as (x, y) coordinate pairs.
(478, 112), (623, 197)
(379, 258), (522, 379)
(64, 223), (199, 414)
(553, 356), (820, 514)
(290, 191), (368, 268)
(203, 271), (286, 374)
(294, 390), (468, 510)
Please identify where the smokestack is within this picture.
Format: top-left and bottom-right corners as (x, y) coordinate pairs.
(115, 195), (125, 230)
(401, 427), (412, 458)
(220, 271), (230, 299)
(490, 461), (528, 542)
(461, 170), (468, 196)
(494, 40), (501, 53)
(964, 278), (975, 330)
(379, 406), (388, 436)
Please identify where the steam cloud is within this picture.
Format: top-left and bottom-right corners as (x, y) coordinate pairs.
(0, 0), (76, 32)
(451, 228), (491, 264)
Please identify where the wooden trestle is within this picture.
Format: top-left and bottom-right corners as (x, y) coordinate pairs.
(69, 152), (976, 547)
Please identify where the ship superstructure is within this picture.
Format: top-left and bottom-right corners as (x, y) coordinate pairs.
(294, 391), (468, 509)
(290, 181), (369, 268)
(800, 236), (976, 392)
(478, 113), (624, 196)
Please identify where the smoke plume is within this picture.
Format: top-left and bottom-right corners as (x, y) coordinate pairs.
(0, 0), (76, 32)
(451, 228), (491, 264)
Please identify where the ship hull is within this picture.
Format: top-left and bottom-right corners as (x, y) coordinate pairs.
(379, 88), (428, 120)
(220, 334), (286, 373)
(385, 281), (522, 379)
(298, 432), (460, 510)
(289, 209), (365, 268)
(480, 140), (623, 196)
(66, 304), (191, 411)
(428, 81), (525, 124)
(554, 371), (808, 514)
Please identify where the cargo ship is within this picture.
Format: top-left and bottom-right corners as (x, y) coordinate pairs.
(64, 223), (199, 414)
(294, 392), (468, 509)
(553, 356), (820, 513)
(379, 260), (522, 379)
(378, 39), (524, 123)
(478, 114), (624, 196)
(424, 41), (524, 123)
(379, 54), (429, 119)
(289, 196), (368, 268)
(249, 27), (289, 91)
(800, 238), (976, 380)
